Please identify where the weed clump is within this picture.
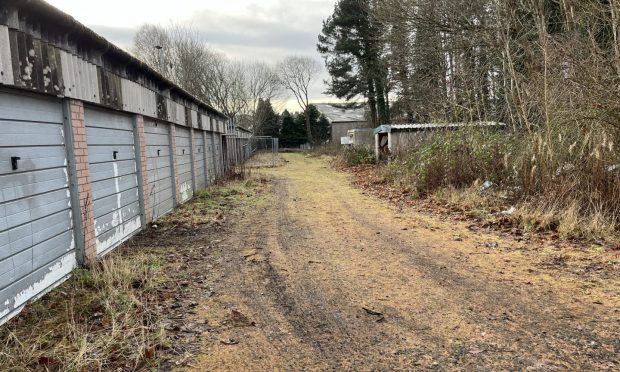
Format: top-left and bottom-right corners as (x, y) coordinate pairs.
(0, 254), (166, 371)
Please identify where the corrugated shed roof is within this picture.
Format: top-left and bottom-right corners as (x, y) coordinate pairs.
(315, 104), (366, 123)
(374, 122), (506, 134)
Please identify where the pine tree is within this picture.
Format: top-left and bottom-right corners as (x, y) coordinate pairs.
(318, 0), (390, 126)
(280, 110), (307, 148)
(255, 99), (280, 137)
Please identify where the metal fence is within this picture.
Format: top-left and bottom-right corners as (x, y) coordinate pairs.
(243, 136), (280, 167)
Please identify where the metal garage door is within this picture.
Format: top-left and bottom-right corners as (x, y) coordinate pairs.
(85, 107), (141, 256)
(193, 130), (206, 190)
(205, 132), (216, 185)
(144, 120), (175, 220)
(0, 90), (76, 323)
(175, 126), (194, 203)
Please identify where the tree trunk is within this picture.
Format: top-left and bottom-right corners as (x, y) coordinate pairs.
(367, 78), (378, 127)
(375, 79), (389, 125)
(305, 109), (314, 145)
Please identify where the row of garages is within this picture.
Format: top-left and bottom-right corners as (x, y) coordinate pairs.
(0, 88), (241, 325)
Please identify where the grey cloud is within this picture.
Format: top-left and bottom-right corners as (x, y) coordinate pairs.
(85, 0), (338, 104)
(88, 24), (137, 48)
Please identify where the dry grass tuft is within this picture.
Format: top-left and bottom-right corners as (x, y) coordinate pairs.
(0, 253), (167, 371)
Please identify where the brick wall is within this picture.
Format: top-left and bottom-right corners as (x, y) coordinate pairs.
(134, 115), (153, 224)
(169, 124), (181, 204)
(190, 128), (198, 191)
(68, 100), (97, 266)
(203, 130), (209, 185)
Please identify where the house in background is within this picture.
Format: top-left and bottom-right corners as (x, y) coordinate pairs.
(315, 103), (368, 144)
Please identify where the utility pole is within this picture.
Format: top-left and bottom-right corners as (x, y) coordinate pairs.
(154, 45), (164, 77)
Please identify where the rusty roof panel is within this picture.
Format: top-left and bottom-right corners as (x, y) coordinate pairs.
(0, 0), (228, 123)
(0, 25), (14, 85)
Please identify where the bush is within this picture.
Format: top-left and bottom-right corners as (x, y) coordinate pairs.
(385, 128), (519, 195)
(383, 125), (620, 238)
(340, 145), (376, 166)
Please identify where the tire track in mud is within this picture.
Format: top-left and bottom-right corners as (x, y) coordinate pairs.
(196, 155), (620, 371)
(306, 169), (620, 369)
(263, 178), (367, 369)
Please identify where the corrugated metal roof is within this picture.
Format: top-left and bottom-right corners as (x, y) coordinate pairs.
(315, 103), (366, 123)
(0, 0), (228, 121)
(374, 122), (506, 134)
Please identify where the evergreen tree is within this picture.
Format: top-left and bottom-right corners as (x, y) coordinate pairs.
(254, 98), (280, 137)
(318, 0), (390, 126)
(305, 105), (331, 144)
(280, 110), (307, 148)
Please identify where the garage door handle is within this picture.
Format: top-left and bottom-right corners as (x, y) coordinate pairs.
(157, 150), (161, 156)
(11, 156), (21, 171)
(113, 151), (118, 160)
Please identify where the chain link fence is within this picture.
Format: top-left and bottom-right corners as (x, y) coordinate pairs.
(243, 136), (282, 168)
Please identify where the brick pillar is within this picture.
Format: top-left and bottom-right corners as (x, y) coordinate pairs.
(189, 128), (198, 191)
(64, 99), (97, 267)
(169, 124), (180, 205)
(134, 115), (152, 224)
(206, 130), (212, 186)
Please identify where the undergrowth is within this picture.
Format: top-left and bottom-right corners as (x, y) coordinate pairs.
(333, 126), (620, 240)
(413, 128), (618, 239)
(313, 144), (376, 166)
(0, 254), (167, 371)
(0, 177), (268, 371)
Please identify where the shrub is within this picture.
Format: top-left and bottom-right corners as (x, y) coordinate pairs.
(340, 145), (376, 166)
(383, 125), (620, 238)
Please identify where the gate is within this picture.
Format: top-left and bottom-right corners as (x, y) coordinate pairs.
(193, 129), (206, 190)
(205, 132), (216, 184)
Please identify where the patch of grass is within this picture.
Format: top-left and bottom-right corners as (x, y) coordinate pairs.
(0, 176), (271, 371)
(0, 253), (167, 371)
(155, 178), (268, 229)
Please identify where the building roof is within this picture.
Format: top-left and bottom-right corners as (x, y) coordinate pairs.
(0, 0), (227, 121)
(315, 103), (366, 123)
(374, 122), (506, 135)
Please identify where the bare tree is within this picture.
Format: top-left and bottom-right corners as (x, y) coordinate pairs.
(244, 61), (282, 133)
(277, 56), (322, 144)
(133, 23), (293, 136)
(132, 24), (172, 77)
(202, 55), (249, 123)
(132, 23), (216, 103)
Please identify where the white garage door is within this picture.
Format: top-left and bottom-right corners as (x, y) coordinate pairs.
(85, 107), (141, 256)
(175, 126), (194, 203)
(0, 90), (76, 324)
(193, 129), (206, 190)
(144, 119), (175, 220)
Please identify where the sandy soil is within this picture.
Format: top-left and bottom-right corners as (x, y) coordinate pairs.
(187, 153), (619, 371)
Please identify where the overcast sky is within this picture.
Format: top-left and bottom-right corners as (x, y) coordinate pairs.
(46, 0), (338, 112)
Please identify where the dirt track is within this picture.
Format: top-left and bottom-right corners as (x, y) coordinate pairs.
(191, 153), (619, 371)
